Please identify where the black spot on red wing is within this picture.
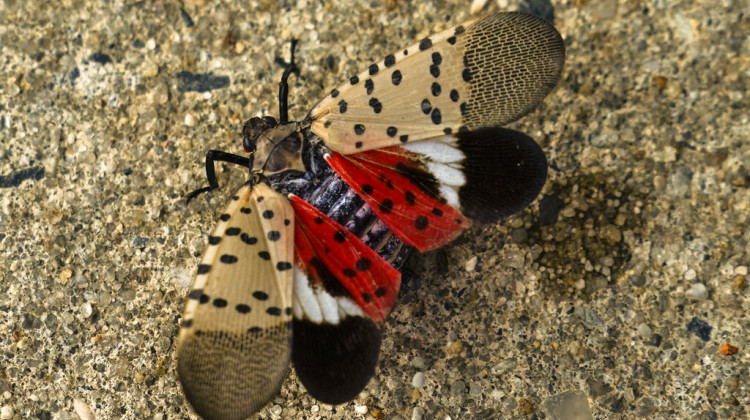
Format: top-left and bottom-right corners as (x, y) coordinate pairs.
(450, 89), (459, 102)
(455, 218), (463, 225)
(258, 251), (271, 260)
(331, 89), (339, 98)
(219, 214), (230, 221)
(350, 75), (359, 85)
(364, 79), (374, 95)
(432, 207), (444, 217)
(240, 233), (257, 245)
(333, 230), (347, 243)
(314, 216), (324, 224)
(419, 38), (432, 50)
(253, 291), (269, 300)
(267, 307), (282, 316)
(431, 82), (441, 96)
(338, 100), (348, 113)
(236, 304), (251, 314)
(429, 63), (440, 78)
(386, 179), (394, 189)
(384, 54), (395, 66)
(262, 210), (274, 219)
(354, 124), (365, 135)
(213, 298), (227, 308)
(225, 227), (241, 236)
(277, 261), (292, 271)
(368, 64), (378, 75)
(362, 184), (374, 194)
(188, 289), (203, 299)
(342, 268), (356, 278)
(391, 70), (402, 86)
(220, 254), (238, 264)
(400, 135), (409, 143)
(415, 215), (429, 230)
(405, 191), (416, 205)
(240, 207), (252, 214)
(267, 231), (281, 241)
(362, 292), (372, 303)
(431, 108), (442, 125)
(387, 126), (397, 137)
(355, 258), (371, 271)
(421, 99), (432, 114)
(374, 287), (387, 297)
(208, 236), (221, 245)
(447, 36), (457, 45)
(379, 199), (394, 213)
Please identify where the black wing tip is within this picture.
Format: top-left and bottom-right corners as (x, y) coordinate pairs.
(292, 316), (382, 405)
(457, 127), (548, 224)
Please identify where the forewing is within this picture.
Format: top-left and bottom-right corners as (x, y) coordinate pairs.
(287, 194), (401, 404)
(177, 183), (295, 420)
(309, 12), (565, 154)
(327, 127), (547, 251)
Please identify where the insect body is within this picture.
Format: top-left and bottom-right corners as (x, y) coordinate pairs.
(177, 12), (565, 420)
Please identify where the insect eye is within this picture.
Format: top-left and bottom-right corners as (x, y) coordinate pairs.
(242, 116), (277, 153)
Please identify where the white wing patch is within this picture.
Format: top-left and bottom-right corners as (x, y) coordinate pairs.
(309, 12), (565, 155)
(292, 267), (365, 325)
(177, 183), (295, 420)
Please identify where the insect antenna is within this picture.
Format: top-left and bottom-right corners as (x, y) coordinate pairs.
(186, 150), (250, 203)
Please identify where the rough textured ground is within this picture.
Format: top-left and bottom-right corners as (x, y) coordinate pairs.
(0, 0), (748, 419)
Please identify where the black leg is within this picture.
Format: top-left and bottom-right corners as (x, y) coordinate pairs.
(278, 39), (299, 124)
(186, 150), (250, 203)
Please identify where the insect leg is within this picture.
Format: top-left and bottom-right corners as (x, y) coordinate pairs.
(186, 150), (250, 203)
(278, 39), (299, 124)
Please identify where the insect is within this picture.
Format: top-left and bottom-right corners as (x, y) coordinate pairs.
(177, 12), (565, 420)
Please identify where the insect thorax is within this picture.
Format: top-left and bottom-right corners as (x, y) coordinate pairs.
(242, 117), (411, 269)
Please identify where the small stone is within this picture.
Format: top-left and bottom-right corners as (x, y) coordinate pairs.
(465, 256), (477, 272)
(81, 302), (93, 318)
(411, 406), (424, 420)
(447, 341), (464, 356)
(543, 390), (593, 420)
(0, 405), (13, 420)
(637, 323), (652, 339)
(683, 269), (697, 280)
(469, 383), (482, 396)
(412, 372), (425, 387)
(686, 283), (708, 300)
(450, 380), (465, 396)
(735, 266), (748, 275)
(354, 405), (367, 414)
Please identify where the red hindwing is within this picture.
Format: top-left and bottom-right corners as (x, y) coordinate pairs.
(326, 148), (469, 252)
(289, 195), (400, 322)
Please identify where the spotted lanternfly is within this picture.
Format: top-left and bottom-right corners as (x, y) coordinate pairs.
(177, 12), (565, 420)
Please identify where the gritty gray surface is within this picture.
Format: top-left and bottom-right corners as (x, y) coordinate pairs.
(1, 0), (748, 419)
